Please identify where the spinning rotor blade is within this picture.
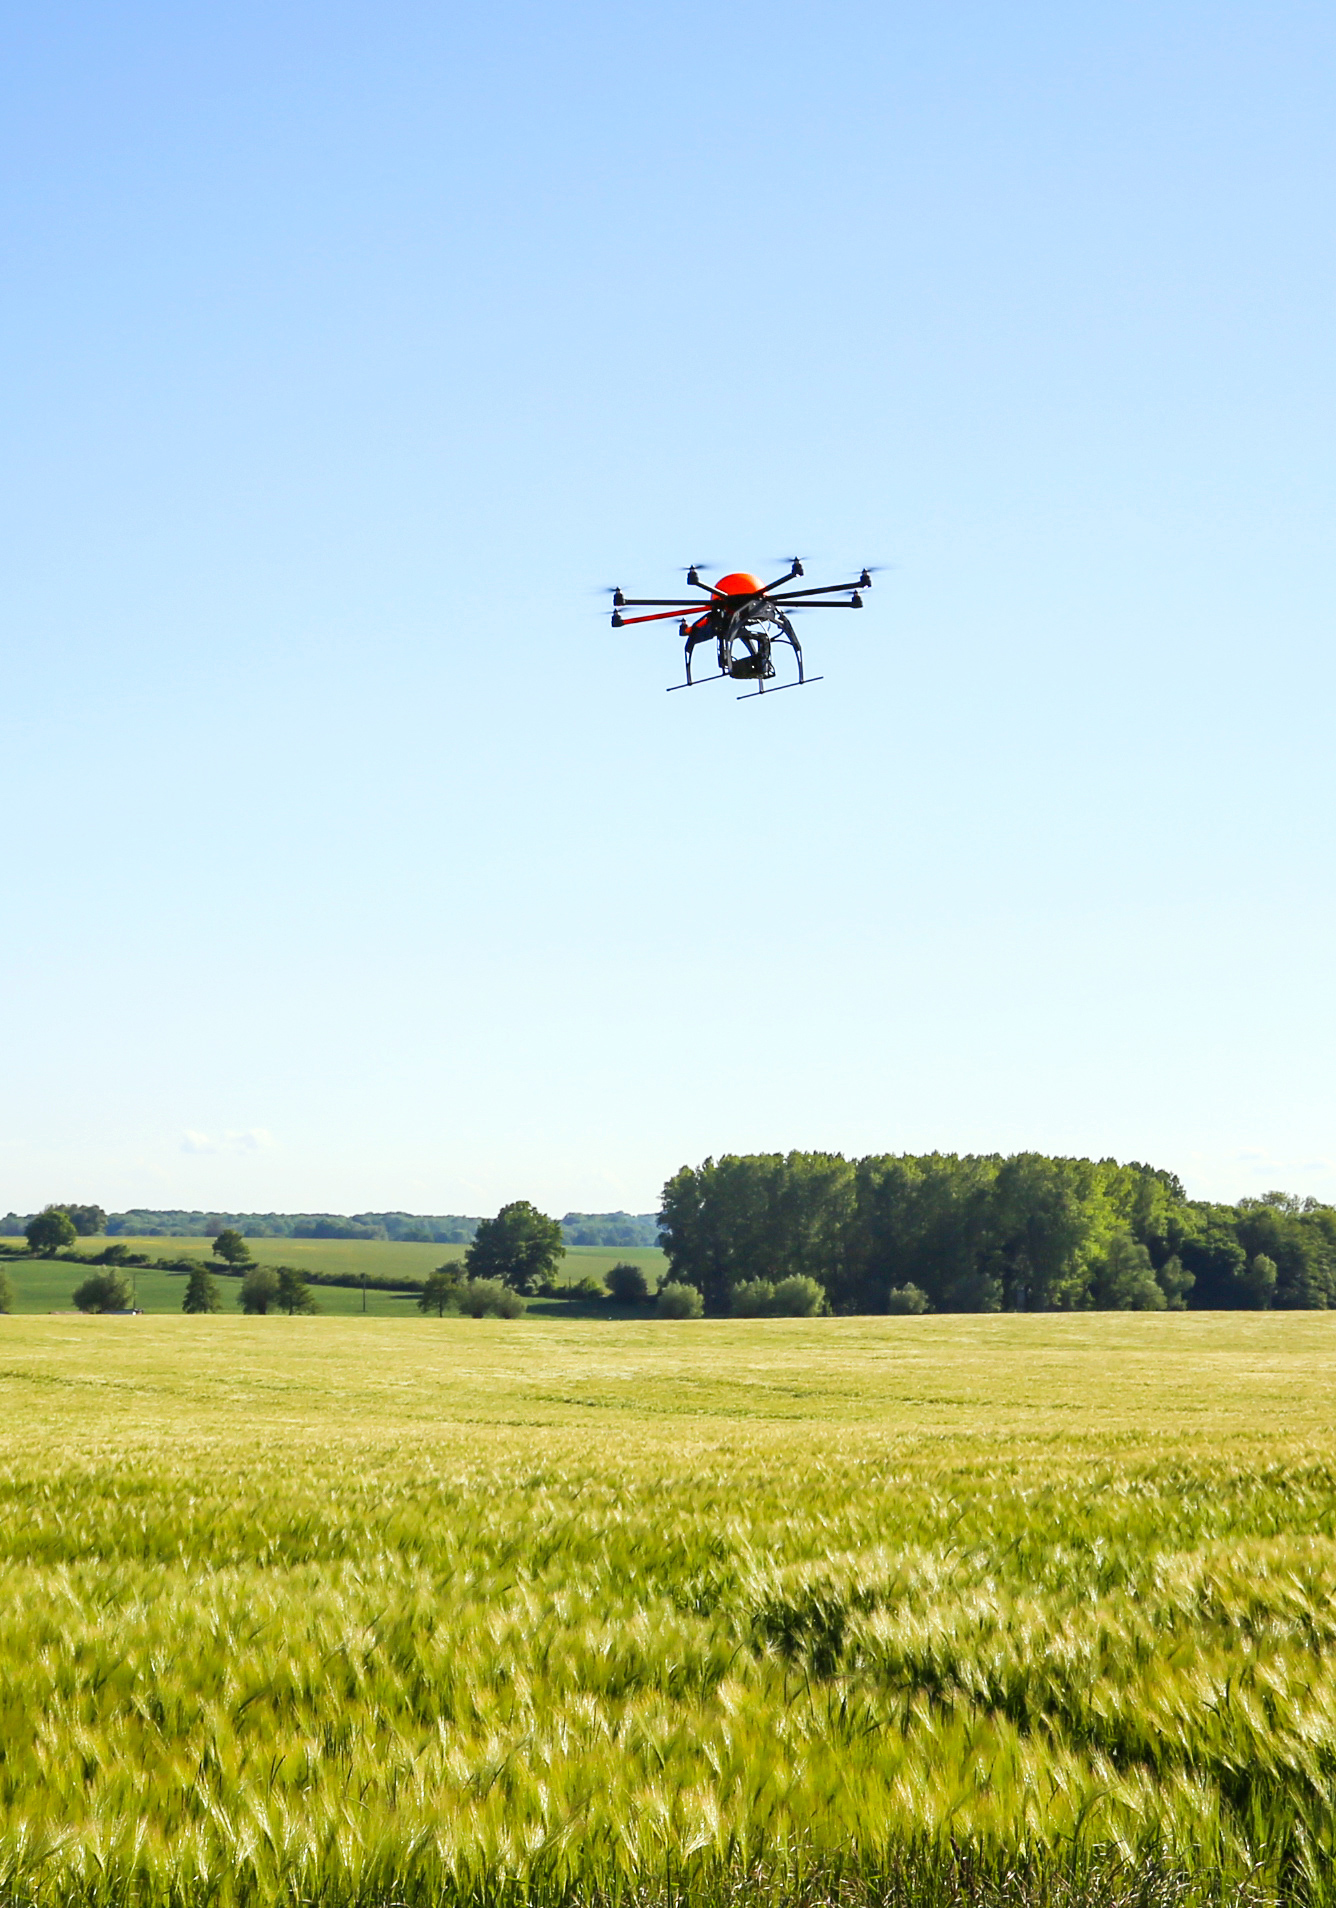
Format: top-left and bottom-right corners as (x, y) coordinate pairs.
(759, 559), (804, 593)
(617, 597), (717, 607)
(769, 576), (872, 599)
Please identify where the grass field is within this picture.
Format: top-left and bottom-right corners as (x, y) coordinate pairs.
(0, 1239), (668, 1315)
(3, 1311), (1336, 1907)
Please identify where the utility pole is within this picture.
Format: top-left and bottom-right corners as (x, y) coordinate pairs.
(361, 1272), (366, 1314)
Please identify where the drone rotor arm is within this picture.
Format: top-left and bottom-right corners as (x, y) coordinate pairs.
(768, 579), (870, 600)
(614, 606), (716, 626)
(768, 597), (864, 609)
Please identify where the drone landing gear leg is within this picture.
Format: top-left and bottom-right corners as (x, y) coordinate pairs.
(667, 624), (721, 691)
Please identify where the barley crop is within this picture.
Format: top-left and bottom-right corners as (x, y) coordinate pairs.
(2, 1312), (1335, 1906)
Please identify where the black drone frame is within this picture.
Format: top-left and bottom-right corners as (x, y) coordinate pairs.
(610, 560), (871, 698)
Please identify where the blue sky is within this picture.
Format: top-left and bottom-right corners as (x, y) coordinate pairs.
(2, 0), (1334, 1217)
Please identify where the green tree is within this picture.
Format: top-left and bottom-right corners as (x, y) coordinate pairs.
(1156, 1253), (1194, 1310)
(1094, 1233), (1166, 1310)
(212, 1228), (252, 1266)
(26, 1207), (77, 1256)
(605, 1261), (649, 1303)
(72, 1271), (131, 1313)
(275, 1267), (318, 1315)
(657, 1281), (704, 1318)
(0, 1268), (13, 1313)
(466, 1201), (564, 1294)
(418, 1267), (463, 1316)
(61, 1204), (107, 1237)
(1244, 1252), (1278, 1308)
(238, 1266), (280, 1314)
(182, 1265), (222, 1313)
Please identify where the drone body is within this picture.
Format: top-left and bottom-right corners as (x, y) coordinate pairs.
(610, 560), (872, 698)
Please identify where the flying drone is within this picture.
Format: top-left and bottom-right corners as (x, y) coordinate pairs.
(609, 559), (873, 698)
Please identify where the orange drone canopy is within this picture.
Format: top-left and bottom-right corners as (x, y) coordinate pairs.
(714, 571), (763, 595)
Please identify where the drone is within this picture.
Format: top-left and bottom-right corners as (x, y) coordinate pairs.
(609, 559), (873, 699)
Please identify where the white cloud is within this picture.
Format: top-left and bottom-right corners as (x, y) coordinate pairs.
(181, 1129), (274, 1157)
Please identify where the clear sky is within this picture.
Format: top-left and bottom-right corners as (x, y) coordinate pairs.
(3, 0), (1334, 1218)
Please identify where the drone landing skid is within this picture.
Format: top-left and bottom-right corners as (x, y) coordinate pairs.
(735, 675), (824, 701)
(665, 673), (727, 692)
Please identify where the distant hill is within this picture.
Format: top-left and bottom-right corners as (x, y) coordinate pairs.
(0, 1206), (662, 1246)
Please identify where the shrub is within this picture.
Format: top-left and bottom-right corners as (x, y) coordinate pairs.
(887, 1282), (930, 1315)
(238, 1267), (280, 1315)
(730, 1279), (777, 1316)
(771, 1275), (824, 1316)
(566, 1275), (608, 1300)
(459, 1278), (526, 1319)
(657, 1281), (704, 1319)
(72, 1271), (131, 1314)
(605, 1262), (649, 1303)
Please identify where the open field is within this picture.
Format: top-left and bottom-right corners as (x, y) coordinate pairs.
(4, 1312), (1336, 1907)
(0, 1239), (668, 1315)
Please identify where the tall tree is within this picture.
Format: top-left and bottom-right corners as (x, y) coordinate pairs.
(182, 1265), (222, 1313)
(211, 1229), (252, 1267)
(275, 1267), (317, 1315)
(466, 1202), (564, 1294)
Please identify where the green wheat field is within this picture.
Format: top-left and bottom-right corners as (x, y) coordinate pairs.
(5, 1311), (1336, 1907)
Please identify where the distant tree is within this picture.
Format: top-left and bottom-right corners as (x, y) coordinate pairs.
(182, 1265), (222, 1314)
(605, 1261), (650, 1304)
(26, 1208), (77, 1256)
(238, 1266), (280, 1314)
(96, 1242), (133, 1265)
(1095, 1233), (1166, 1310)
(0, 1268), (13, 1313)
(72, 1271), (131, 1313)
(275, 1267), (318, 1315)
(886, 1282), (930, 1315)
(418, 1267), (463, 1316)
(1156, 1253), (1194, 1310)
(59, 1204), (107, 1237)
(212, 1229), (252, 1266)
(466, 1201), (565, 1294)
(1244, 1253), (1279, 1308)
(657, 1281), (704, 1319)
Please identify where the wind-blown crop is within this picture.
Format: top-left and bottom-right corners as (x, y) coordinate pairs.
(2, 1312), (1336, 1906)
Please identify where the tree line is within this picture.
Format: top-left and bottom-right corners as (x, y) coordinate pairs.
(658, 1152), (1336, 1313)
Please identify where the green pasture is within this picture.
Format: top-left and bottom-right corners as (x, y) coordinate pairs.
(5, 1311), (1336, 1908)
(0, 1237), (668, 1315)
